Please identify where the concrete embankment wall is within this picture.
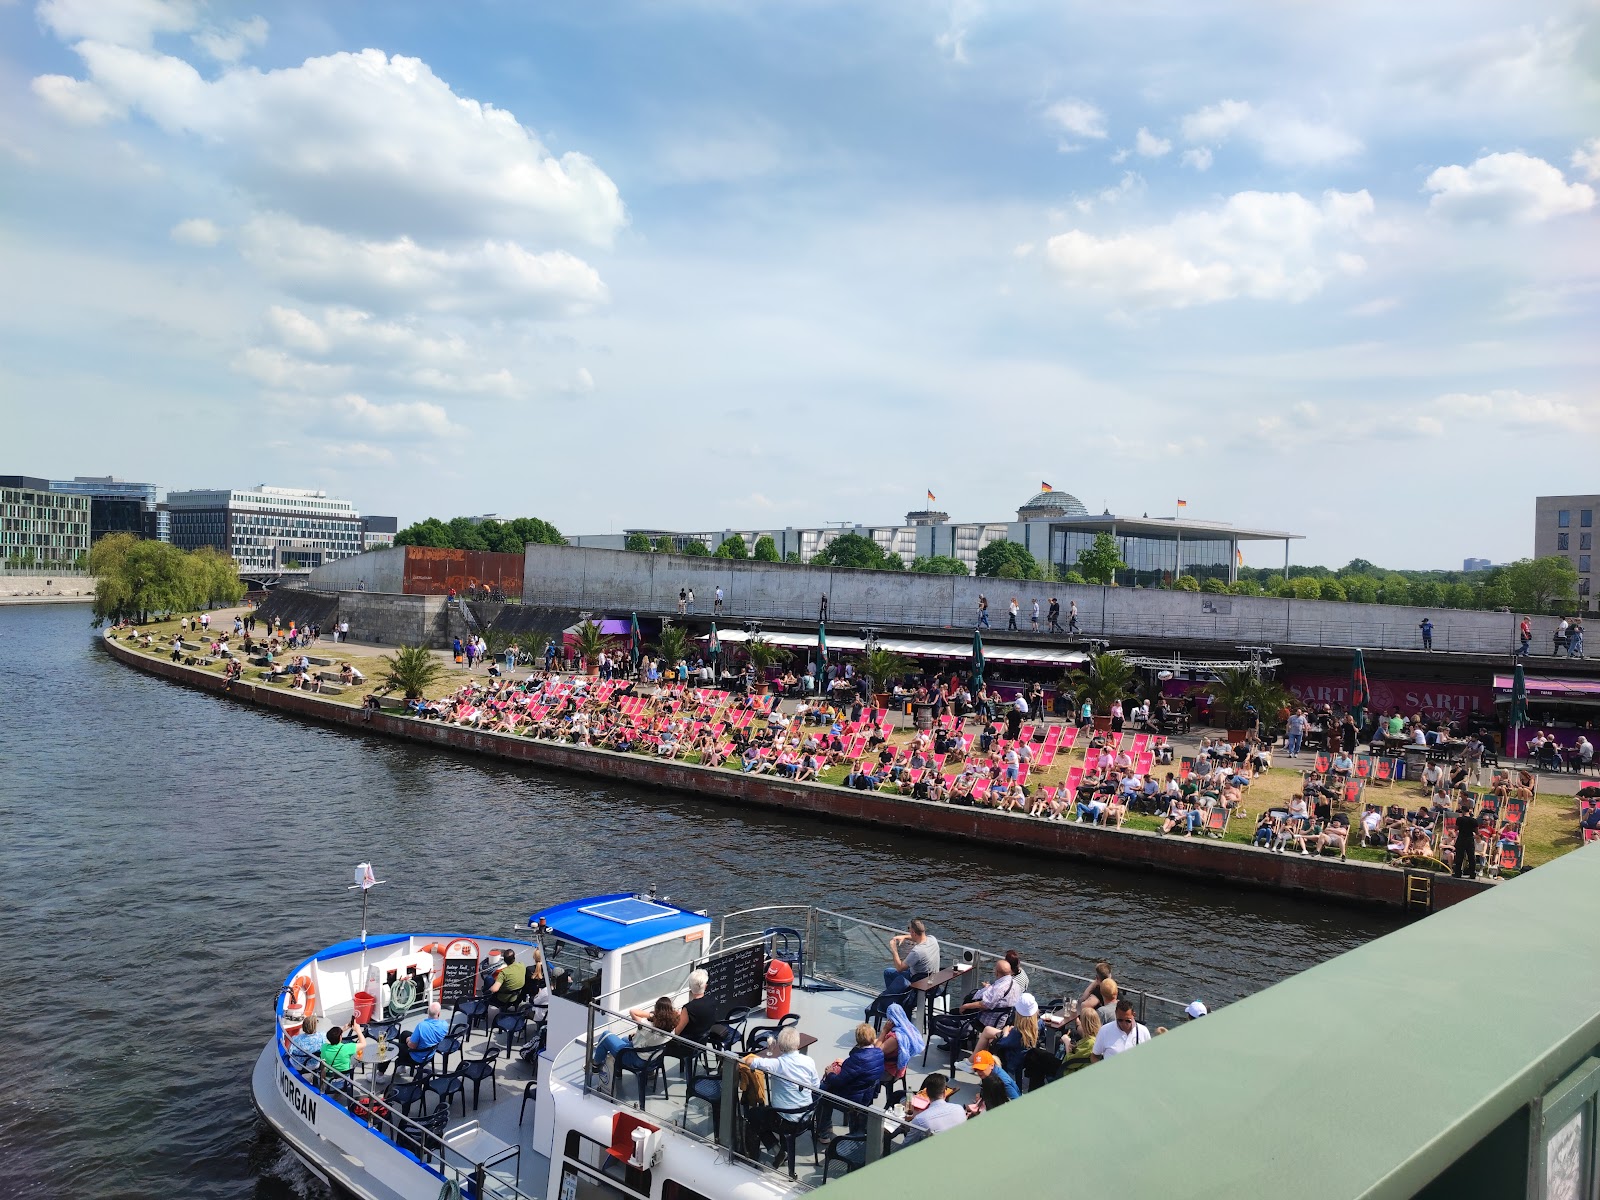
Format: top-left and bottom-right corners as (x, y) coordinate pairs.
(521, 544), (1535, 654)
(256, 590), (451, 646)
(102, 634), (1491, 914)
(299, 547), (406, 594)
(0, 574), (95, 602)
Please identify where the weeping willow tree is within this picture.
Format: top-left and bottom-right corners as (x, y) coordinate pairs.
(88, 534), (245, 624)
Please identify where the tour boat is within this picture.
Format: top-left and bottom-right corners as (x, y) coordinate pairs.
(252, 892), (1190, 1199)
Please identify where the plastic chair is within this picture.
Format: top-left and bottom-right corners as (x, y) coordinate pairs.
(451, 997), (490, 1038)
(612, 1043), (670, 1107)
(519, 1080), (538, 1126)
(865, 988), (913, 1031)
(383, 1077), (427, 1119)
(461, 1043), (502, 1111)
(743, 1013), (799, 1055)
(681, 1057), (723, 1137)
(823, 1133), (868, 1179)
(491, 1011), (530, 1055)
(433, 1033), (464, 1074)
(423, 1062), (467, 1117)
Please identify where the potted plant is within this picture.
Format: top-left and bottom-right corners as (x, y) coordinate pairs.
(745, 637), (790, 693)
(1078, 653), (1133, 730)
(862, 647), (912, 707)
(654, 622), (689, 673)
(1212, 668), (1279, 742)
(571, 619), (609, 676)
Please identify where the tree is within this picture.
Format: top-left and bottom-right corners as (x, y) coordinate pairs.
(1200, 577), (1229, 594)
(392, 514), (564, 551)
(377, 645), (445, 699)
(1341, 558), (1378, 576)
(752, 535), (780, 562)
(1411, 580), (1443, 608)
(1318, 577), (1347, 602)
(744, 637), (790, 676)
(1343, 575), (1379, 604)
(653, 536), (675, 554)
(1076, 652), (1134, 716)
(1075, 532), (1125, 585)
(394, 517), (452, 548)
(713, 535), (749, 559)
(813, 532), (898, 570)
(1273, 576), (1296, 598)
(975, 539), (1039, 579)
(1291, 576), (1322, 600)
(1500, 556), (1579, 612)
(654, 622), (689, 665)
(1379, 575), (1411, 606)
(1173, 575), (1200, 592)
(88, 533), (227, 622)
(1061, 569), (1087, 586)
(783, 551), (802, 563)
(681, 540), (710, 557)
(911, 555), (970, 575)
(571, 620), (610, 672)
(1479, 578), (1513, 610)
(1444, 581), (1476, 609)
(861, 646), (912, 685)
(192, 546), (246, 608)
(1228, 579), (1262, 596)
(624, 532), (652, 552)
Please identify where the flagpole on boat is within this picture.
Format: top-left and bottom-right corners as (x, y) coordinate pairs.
(350, 862), (384, 982)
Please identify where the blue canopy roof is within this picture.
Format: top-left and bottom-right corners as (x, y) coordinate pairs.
(528, 893), (710, 951)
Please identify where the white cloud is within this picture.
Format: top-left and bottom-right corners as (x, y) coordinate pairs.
(31, 74), (122, 123)
(39, 0), (196, 48)
(169, 216), (221, 246)
(574, 366), (595, 393)
(238, 214), (608, 316)
(235, 346), (352, 389)
(1433, 388), (1598, 433)
(1425, 151), (1595, 223)
(1569, 137), (1600, 183)
(319, 392), (459, 439)
(1180, 147), (1212, 171)
(1179, 99), (1361, 166)
(654, 123), (786, 184)
(1045, 189), (1375, 309)
(1012, 242), (1035, 258)
(1071, 171), (1143, 215)
(1348, 295), (1399, 317)
(191, 15), (268, 64)
(39, 43), (626, 246)
(1045, 99), (1107, 148)
(263, 305), (468, 364)
(1134, 127), (1171, 158)
(935, 1), (980, 64)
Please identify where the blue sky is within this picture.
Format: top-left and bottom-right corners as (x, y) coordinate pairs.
(2, 0), (1596, 569)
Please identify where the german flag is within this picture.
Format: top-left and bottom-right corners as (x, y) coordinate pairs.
(927, 490), (936, 503)
(1040, 482), (1053, 492)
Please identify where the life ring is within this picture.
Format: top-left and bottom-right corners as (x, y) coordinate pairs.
(285, 973), (317, 1019)
(421, 943), (448, 996)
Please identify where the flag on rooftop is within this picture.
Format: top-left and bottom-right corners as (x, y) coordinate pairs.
(1177, 499), (1187, 507)
(927, 489), (936, 503)
(1040, 481), (1053, 492)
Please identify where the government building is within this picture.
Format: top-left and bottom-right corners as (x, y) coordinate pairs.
(570, 486), (1300, 586)
(167, 485), (364, 572)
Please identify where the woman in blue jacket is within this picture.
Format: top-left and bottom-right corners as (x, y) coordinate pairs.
(817, 1023), (887, 1136)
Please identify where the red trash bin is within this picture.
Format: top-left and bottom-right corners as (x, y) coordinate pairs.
(764, 959), (794, 1019)
(352, 991), (378, 1022)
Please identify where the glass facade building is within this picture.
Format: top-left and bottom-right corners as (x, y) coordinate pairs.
(0, 476), (92, 568)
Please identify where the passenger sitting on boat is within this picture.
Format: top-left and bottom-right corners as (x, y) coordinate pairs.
(592, 996), (679, 1077)
(399, 1001), (450, 1068)
(490, 947), (538, 1009)
(958, 960), (1020, 1027)
(902, 1073), (965, 1143)
(817, 1023), (886, 1129)
(677, 970), (724, 1045)
(883, 919), (939, 992)
(1061, 1007), (1099, 1074)
(1078, 962), (1114, 1014)
(289, 1012), (326, 1075)
(743, 1027), (823, 1166)
(318, 1019), (366, 1084)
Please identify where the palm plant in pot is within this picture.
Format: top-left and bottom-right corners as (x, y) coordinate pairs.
(861, 647), (912, 706)
(378, 644), (444, 699)
(1078, 652), (1134, 729)
(571, 619), (610, 675)
(653, 621), (689, 670)
(744, 637), (790, 692)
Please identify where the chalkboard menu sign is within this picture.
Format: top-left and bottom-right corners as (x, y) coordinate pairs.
(441, 956), (478, 1005)
(698, 944), (765, 1010)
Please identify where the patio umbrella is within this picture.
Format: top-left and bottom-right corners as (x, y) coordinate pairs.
(1349, 648), (1370, 732)
(971, 628), (985, 694)
(630, 611), (642, 673)
(816, 619), (827, 689)
(1509, 660), (1528, 758)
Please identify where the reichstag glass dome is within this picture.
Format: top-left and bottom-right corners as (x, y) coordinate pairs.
(1017, 489), (1089, 520)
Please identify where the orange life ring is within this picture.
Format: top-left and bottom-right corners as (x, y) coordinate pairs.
(285, 973), (317, 1019)
(421, 942), (449, 995)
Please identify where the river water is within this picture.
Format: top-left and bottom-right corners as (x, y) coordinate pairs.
(0, 603), (1402, 1198)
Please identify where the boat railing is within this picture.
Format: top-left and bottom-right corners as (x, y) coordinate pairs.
(582, 1003), (897, 1188)
(716, 905), (1197, 1029)
(275, 1043), (538, 1200)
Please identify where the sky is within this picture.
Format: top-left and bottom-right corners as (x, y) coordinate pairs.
(1, 0), (1596, 570)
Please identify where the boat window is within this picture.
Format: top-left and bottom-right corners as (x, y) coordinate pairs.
(617, 934), (701, 1012)
(557, 1164), (638, 1200)
(561, 1130), (651, 1199)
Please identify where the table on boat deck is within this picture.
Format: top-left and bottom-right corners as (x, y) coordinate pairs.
(356, 1040), (398, 1075)
(910, 965), (972, 1029)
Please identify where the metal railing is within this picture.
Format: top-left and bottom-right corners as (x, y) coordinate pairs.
(713, 906), (1195, 1029)
(275, 1042), (537, 1200)
(580, 1003), (894, 1188)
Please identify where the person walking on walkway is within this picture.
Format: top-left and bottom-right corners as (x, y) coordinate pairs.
(1419, 617), (1434, 651)
(1007, 597), (1019, 630)
(677, 587), (687, 615)
(714, 585), (724, 615)
(1047, 598), (1062, 634)
(1515, 616), (1531, 658)
(978, 595), (990, 628)
(819, 593), (829, 621)
(1067, 600), (1080, 635)
(1030, 599), (1040, 633)
(1569, 618), (1585, 659)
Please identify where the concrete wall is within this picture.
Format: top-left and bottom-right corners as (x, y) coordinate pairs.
(102, 633), (1489, 913)
(256, 589), (451, 647)
(523, 544), (1542, 654)
(0, 574), (96, 599)
(303, 546), (405, 594)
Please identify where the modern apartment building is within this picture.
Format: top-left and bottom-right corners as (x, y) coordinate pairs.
(1534, 494), (1598, 611)
(0, 475), (92, 568)
(362, 515), (398, 551)
(167, 485), (362, 572)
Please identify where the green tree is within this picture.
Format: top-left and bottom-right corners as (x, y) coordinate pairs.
(1077, 652), (1135, 716)
(1291, 576), (1322, 600)
(681, 540), (710, 557)
(1075, 532), (1125, 585)
(1341, 558), (1378, 576)
(624, 532), (652, 552)
(1379, 575), (1411, 606)
(783, 551), (802, 563)
(653, 536), (676, 554)
(911, 555), (970, 575)
(394, 517), (452, 548)
(975, 539), (1039, 579)
(392, 514), (564, 551)
(192, 546), (246, 608)
(744, 636), (790, 676)
(88, 534), (212, 622)
(1443, 581), (1476, 609)
(1343, 575), (1379, 604)
(1318, 577), (1346, 602)
(1273, 576), (1296, 598)
(814, 532), (898, 570)
(1411, 580), (1443, 608)
(377, 645), (444, 699)
(713, 534), (749, 559)
(506, 516), (565, 547)
(654, 621), (690, 665)
(1061, 569), (1087, 585)
(1200, 577), (1229, 594)
(1172, 575), (1200, 592)
(1500, 556), (1579, 612)
(571, 620), (610, 671)
(1228, 578), (1262, 596)
(752, 535), (780, 562)
(1479, 578), (1513, 610)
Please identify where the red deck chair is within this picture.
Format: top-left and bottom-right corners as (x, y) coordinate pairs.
(1343, 780), (1362, 807)
(971, 779), (991, 803)
(1373, 758), (1394, 787)
(1354, 756), (1373, 780)
(1314, 753), (1331, 774)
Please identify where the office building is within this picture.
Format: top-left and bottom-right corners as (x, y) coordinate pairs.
(362, 515), (398, 551)
(1463, 558), (1493, 573)
(167, 485), (362, 572)
(0, 475), (92, 568)
(1534, 494), (1597, 611)
(571, 484), (1300, 585)
(48, 476), (169, 542)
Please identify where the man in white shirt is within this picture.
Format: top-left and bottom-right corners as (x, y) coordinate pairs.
(959, 961), (1020, 1027)
(1091, 999), (1151, 1061)
(746, 1028), (822, 1167)
(903, 1073), (966, 1143)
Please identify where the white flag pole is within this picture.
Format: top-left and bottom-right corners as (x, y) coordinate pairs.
(349, 862), (385, 984)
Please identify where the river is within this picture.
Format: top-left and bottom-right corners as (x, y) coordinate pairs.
(0, 603), (1402, 1198)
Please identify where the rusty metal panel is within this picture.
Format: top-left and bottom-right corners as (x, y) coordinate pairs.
(401, 547), (523, 596)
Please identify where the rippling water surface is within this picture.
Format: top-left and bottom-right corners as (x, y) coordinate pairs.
(0, 603), (1402, 1198)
